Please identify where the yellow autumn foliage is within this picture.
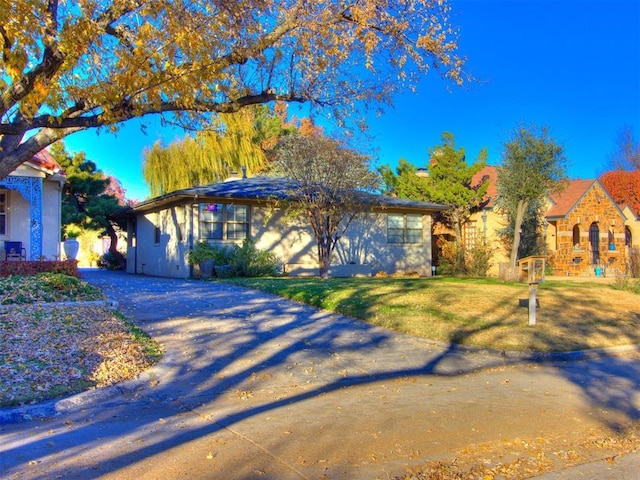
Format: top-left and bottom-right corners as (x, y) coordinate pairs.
(0, 0), (465, 178)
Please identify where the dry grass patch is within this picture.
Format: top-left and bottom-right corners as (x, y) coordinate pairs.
(0, 305), (162, 407)
(0, 274), (162, 408)
(224, 277), (640, 352)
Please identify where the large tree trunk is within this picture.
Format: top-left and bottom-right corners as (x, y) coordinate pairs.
(106, 221), (126, 269)
(317, 238), (332, 280)
(510, 199), (529, 269)
(453, 216), (465, 273)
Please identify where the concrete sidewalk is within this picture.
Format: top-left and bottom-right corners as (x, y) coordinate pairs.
(1, 269), (638, 479)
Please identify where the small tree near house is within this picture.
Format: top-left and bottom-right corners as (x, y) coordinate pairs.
(270, 134), (380, 279)
(497, 125), (567, 278)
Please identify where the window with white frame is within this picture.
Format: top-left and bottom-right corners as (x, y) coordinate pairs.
(199, 203), (249, 240)
(387, 213), (422, 244)
(0, 192), (6, 236)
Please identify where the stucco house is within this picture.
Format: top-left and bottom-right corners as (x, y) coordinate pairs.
(464, 166), (638, 277)
(121, 175), (448, 278)
(0, 151), (66, 261)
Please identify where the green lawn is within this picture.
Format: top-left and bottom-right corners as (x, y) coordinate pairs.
(223, 276), (640, 352)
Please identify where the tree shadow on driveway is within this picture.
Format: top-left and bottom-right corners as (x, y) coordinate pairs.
(1, 270), (638, 479)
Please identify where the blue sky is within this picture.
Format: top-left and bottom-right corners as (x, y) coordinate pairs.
(64, 0), (640, 201)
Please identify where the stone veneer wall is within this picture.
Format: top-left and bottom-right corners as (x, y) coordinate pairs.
(547, 183), (626, 276)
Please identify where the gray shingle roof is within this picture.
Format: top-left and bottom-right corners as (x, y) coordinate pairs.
(128, 176), (449, 214)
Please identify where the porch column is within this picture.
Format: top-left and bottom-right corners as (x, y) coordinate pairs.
(0, 176), (43, 260)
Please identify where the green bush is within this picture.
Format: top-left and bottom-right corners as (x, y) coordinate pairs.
(435, 237), (493, 276)
(465, 243), (494, 277)
(225, 239), (281, 278)
(186, 241), (220, 265)
(98, 251), (126, 270)
(188, 239), (280, 278)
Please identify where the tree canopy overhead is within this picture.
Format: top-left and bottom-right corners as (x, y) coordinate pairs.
(0, 0), (466, 179)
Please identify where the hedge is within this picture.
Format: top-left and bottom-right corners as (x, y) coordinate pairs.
(0, 260), (79, 278)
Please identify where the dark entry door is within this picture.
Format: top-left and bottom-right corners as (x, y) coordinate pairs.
(589, 223), (600, 265)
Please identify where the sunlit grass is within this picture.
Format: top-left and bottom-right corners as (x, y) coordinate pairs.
(223, 276), (640, 352)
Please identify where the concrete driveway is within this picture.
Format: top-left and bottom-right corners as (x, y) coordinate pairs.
(1, 270), (639, 479)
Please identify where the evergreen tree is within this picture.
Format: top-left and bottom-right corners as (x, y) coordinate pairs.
(380, 132), (488, 271)
(51, 142), (126, 265)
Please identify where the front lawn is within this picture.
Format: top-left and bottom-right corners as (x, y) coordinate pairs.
(223, 276), (640, 352)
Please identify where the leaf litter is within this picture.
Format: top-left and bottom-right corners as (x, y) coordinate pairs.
(0, 274), (161, 407)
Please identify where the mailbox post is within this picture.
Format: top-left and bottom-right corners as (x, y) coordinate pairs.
(519, 255), (546, 326)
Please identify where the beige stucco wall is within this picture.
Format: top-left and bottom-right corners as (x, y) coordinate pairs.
(42, 180), (62, 259)
(622, 205), (640, 247)
(253, 208), (433, 276)
(127, 205), (193, 278)
(128, 203), (435, 278)
(465, 207), (509, 276)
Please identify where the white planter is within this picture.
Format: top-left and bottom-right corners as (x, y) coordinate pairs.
(63, 238), (80, 260)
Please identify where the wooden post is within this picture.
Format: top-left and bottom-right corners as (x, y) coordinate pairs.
(528, 283), (537, 326)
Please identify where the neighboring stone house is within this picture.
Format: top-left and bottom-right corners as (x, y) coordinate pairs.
(464, 166), (638, 277)
(121, 176), (448, 279)
(545, 179), (628, 276)
(0, 151), (66, 260)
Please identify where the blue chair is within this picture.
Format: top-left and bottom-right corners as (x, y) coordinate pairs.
(4, 241), (26, 261)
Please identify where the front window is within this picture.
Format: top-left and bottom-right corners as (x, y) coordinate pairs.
(200, 203), (249, 240)
(387, 214), (422, 244)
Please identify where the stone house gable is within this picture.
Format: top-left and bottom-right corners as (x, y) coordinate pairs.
(546, 180), (627, 276)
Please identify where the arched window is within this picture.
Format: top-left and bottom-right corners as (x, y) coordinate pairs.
(626, 227), (633, 247)
(572, 225), (580, 249)
(589, 223), (600, 265)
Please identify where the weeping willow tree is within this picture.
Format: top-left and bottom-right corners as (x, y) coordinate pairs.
(143, 105), (288, 196)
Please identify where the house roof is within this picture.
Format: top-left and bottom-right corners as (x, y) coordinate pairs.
(471, 165), (499, 208)
(545, 179), (594, 218)
(545, 178), (626, 221)
(127, 176), (450, 215)
(25, 150), (64, 176)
